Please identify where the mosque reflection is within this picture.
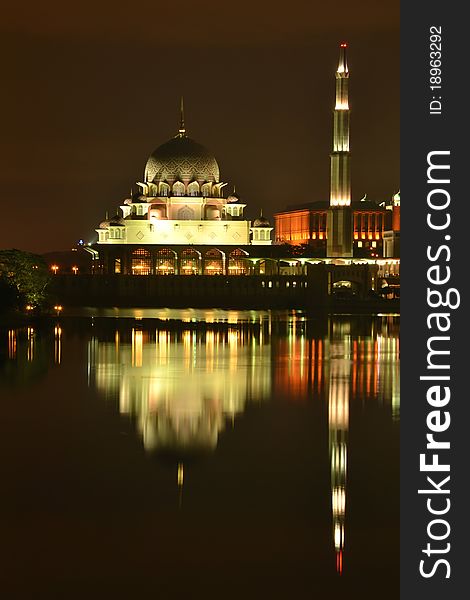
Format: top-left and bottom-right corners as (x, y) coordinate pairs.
(85, 314), (399, 575)
(88, 325), (272, 455)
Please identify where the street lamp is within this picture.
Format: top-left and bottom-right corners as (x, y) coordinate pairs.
(51, 265), (59, 275)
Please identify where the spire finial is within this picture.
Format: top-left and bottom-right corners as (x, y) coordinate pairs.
(337, 42), (349, 75)
(260, 208), (263, 217)
(105, 210), (109, 220)
(178, 96), (186, 137)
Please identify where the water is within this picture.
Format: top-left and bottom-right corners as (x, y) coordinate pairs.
(0, 310), (399, 598)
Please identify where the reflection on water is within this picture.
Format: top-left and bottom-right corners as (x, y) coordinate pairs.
(88, 326), (272, 455)
(0, 310), (399, 592)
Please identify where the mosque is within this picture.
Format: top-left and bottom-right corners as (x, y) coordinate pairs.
(85, 43), (399, 279)
(91, 99), (273, 276)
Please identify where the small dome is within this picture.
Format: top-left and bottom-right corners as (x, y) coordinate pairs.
(253, 215), (271, 227)
(227, 193), (240, 203)
(145, 135), (220, 185)
(99, 216), (125, 228)
(109, 217), (125, 226)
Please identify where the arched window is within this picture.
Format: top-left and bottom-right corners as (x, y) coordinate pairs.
(155, 248), (177, 275)
(172, 181), (185, 196)
(131, 248), (152, 275)
(228, 248), (248, 275)
(188, 181), (200, 197)
(159, 182), (170, 197)
(181, 248), (201, 275)
(201, 183), (212, 197)
(204, 248), (225, 275)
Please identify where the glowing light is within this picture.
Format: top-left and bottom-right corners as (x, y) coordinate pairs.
(335, 101), (349, 110)
(72, 266), (79, 274)
(51, 265), (59, 274)
(330, 198), (351, 207)
(177, 463), (184, 487)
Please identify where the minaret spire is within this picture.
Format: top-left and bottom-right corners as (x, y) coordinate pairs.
(178, 96), (186, 137)
(327, 42), (353, 257)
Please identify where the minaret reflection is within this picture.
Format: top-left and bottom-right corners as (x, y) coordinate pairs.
(88, 325), (271, 457)
(328, 320), (350, 575)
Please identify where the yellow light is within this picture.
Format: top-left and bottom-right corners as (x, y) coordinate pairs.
(51, 265), (59, 274)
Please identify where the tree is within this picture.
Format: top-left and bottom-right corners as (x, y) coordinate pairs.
(0, 249), (51, 310)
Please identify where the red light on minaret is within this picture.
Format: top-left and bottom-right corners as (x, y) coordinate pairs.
(340, 43), (347, 48)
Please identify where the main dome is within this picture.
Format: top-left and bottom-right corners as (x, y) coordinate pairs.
(145, 135), (220, 185)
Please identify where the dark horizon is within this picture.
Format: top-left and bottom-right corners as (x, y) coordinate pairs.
(1, 1), (399, 253)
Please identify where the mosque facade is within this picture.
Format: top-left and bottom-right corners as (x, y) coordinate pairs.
(91, 100), (273, 276)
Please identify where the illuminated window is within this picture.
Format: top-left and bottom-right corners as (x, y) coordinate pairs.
(228, 248), (248, 275)
(155, 248), (177, 274)
(131, 248), (152, 275)
(114, 258), (121, 274)
(204, 248), (224, 275)
(159, 182), (170, 197)
(173, 181), (185, 196)
(181, 248), (201, 275)
(188, 181), (200, 197)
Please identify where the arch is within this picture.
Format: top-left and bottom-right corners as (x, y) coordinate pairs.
(228, 248), (249, 275)
(178, 206), (195, 220)
(131, 248), (152, 275)
(181, 248), (201, 275)
(187, 181), (200, 197)
(155, 247), (177, 275)
(158, 182), (170, 197)
(201, 182), (212, 197)
(172, 181), (185, 196)
(149, 204), (167, 220)
(204, 248), (225, 275)
(205, 205), (221, 220)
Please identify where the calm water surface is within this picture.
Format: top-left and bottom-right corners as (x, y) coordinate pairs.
(0, 310), (399, 599)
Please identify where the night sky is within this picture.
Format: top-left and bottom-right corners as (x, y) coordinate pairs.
(1, 1), (399, 253)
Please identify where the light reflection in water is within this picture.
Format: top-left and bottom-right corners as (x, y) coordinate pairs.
(89, 327), (272, 456)
(8, 329), (17, 359)
(328, 321), (351, 575)
(54, 325), (62, 365)
(2, 313), (399, 577)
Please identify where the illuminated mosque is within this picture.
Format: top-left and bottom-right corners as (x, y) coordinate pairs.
(83, 43), (398, 279)
(92, 99), (273, 276)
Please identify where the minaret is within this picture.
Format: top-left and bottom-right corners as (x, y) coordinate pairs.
(327, 43), (353, 257)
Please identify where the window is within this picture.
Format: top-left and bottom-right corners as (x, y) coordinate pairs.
(228, 248), (248, 275)
(188, 181), (200, 197)
(155, 248), (177, 275)
(173, 181), (185, 196)
(181, 248), (200, 275)
(131, 248), (151, 275)
(204, 248), (224, 275)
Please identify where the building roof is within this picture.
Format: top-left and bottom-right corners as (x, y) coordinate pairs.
(277, 199), (386, 214)
(145, 135), (220, 185)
